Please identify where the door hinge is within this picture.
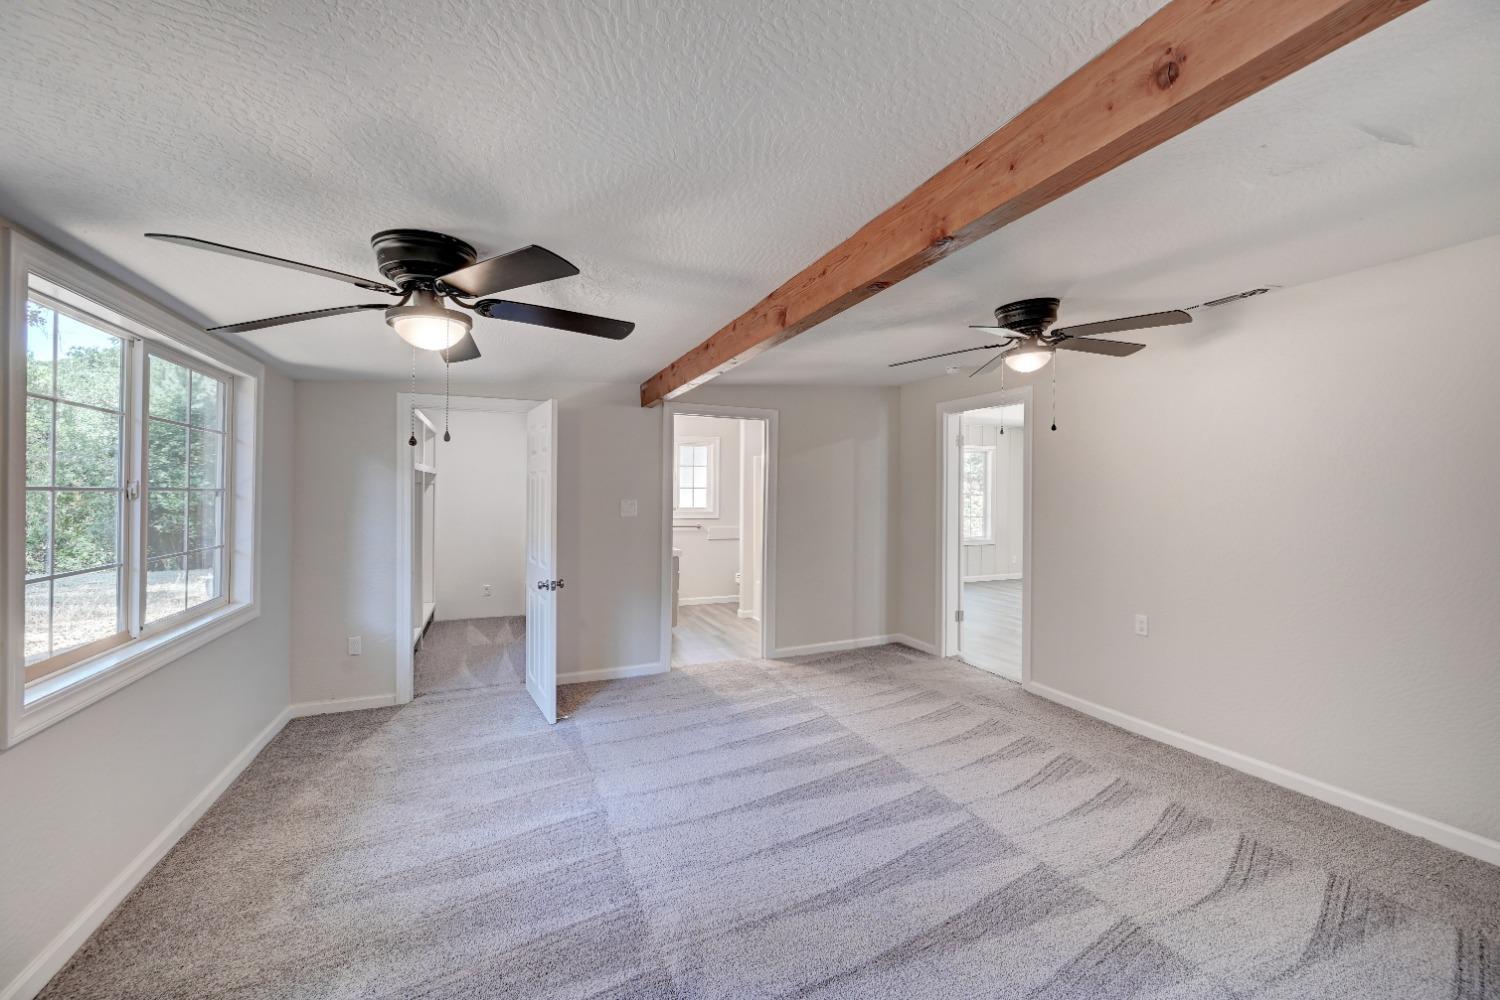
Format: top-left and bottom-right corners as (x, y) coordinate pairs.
(955, 609), (965, 623)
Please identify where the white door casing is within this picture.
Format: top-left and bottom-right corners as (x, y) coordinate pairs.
(525, 399), (558, 723)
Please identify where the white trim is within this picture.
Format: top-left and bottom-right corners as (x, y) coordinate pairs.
(661, 403), (777, 670)
(3, 226), (264, 748)
(963, 573), (1022, 583)
(0, 703), (291, 1000)
(289, 693), (399, 718)
(12, 603), (260, 744)
(770, 634), (933, 659)
(677, 595), (738, 607)
(889, 633), (938, 656)
(737, 610), (760, 620)
(394, 393), (541, 706)
(938, 387), (1033, 686)
(558, 660), (667, 684)
(1025, 681), (1500, 867)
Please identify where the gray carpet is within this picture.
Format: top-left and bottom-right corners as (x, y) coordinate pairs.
(39, 644), (1499, 999)
(414, 616), (526, 695)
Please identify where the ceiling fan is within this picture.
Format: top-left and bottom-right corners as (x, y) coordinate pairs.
(145, 229), (635, 362)
(889, 297), (1191, 377)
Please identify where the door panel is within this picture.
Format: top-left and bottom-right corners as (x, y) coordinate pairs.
(525, 399), (558, 723)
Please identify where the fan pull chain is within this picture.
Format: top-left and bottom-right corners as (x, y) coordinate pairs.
(998, 363), (1005, 435)
(1050, 355), (1058, 432)
(407, 346), (418, 447)
(443, 357), (452, 442)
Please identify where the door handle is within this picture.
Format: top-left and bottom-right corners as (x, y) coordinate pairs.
(537, 580), (549, 590)
(553, 579), (565, 591)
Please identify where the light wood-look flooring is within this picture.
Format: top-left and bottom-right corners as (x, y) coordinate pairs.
(673, 601), (760, 666)
(960, 579), (1022, 680)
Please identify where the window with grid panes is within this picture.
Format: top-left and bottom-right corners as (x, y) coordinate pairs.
(22, 286), (231, 683)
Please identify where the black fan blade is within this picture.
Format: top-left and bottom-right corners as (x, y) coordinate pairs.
(475, 298), (633, 340)
(1054, 337), (1145, 356)
(441, 332), (482, 363)
(969, 346), (1015, 378)
(438, 245), (580, 297)
(1050, 309), (1190, 339)
(146, 234), (398, 293)
(889, 342), (1013, 368)
(207, 303), (389, 334)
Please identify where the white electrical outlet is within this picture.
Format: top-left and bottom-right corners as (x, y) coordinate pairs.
(620, 499), (638, 517)
(347, 636), (362, 656)
(1134, 614), (1149, 637)
(482, 584), (492, 597)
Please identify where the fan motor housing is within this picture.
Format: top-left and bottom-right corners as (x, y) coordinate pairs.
(370, 229), (477, 287)
(993, 297), (1060, 335)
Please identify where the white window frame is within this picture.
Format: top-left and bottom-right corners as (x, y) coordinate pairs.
(3, 226), (264, 748)
(673, 435), (720, 519)
(961, 444), (994, 544)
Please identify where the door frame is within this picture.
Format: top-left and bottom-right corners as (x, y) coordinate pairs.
(936, 386), (1033, 684)
(393, 392), (540, 704)
(659, 402), (778, 666)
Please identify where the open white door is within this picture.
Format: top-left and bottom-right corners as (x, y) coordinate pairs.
(525, 399), (559, 723)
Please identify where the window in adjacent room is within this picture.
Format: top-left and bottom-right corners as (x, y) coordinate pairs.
(674, 436), (719, 518)
(961, 444), (994, 544)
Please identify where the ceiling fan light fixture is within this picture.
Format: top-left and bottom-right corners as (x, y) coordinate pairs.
(1002, 339), (1053, 373)
(385, 292), (471, 351)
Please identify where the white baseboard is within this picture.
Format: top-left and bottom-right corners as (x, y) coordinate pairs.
(964, 573), (1021, 582)
(677, 595), (739, 607)
(558, 661), (668, 684)
(289, 693), (399, 718)
(1, 705), (292, 1000)
(771, 634), (935, 659)
(737, 610), (760, 620)
(890, 633), (939, 656)
(1024, 681), (1500, 867)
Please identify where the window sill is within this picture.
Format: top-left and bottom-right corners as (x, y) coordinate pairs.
(7, 600), (260, 748)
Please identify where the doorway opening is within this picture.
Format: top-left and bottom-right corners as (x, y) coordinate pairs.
(660, 404), (776, 667)
(939, 388), (1031, 683)
(395, 394), (560, 722)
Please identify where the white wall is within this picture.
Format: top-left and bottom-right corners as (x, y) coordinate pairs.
(897, 233), (1500, 846)
(960, 416), (1024, 580)
(672, 414), (742, 602)
(685, 384), (899, 652)
(428, 409), (527, 620)
(292, 380), (664, 698)
(0, 369), (294, 996)
(291, 380), (902, 698)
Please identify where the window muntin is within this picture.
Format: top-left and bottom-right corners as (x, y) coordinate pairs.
(19, 281), (233, 684)
(961, 445), (994, 544)
(674, 437), (718, 517)
(23, 297), (129, 678)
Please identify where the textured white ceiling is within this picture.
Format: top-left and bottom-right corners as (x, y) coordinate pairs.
(719, 0), (1500, 386)
(3, 1), (1495, 387)
(1, 0), (1161, 381)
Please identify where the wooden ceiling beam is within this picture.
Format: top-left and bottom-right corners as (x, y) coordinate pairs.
(640, 0), (1428, 406)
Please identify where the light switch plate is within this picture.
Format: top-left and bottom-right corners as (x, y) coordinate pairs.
(1134, 614), (1149, 637)
(620, 499), (638, 517)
